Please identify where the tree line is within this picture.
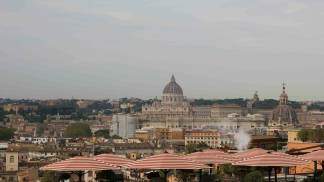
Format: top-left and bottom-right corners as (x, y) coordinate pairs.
(298, 128), (324, 143)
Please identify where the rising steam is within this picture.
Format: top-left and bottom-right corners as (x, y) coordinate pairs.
(234, 128), (251, 151)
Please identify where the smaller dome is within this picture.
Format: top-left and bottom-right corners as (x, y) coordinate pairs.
(272, 105), (298, 125)
(163, 75), (183, 95)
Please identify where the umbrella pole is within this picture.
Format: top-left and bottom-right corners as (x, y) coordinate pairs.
(313, 161), (318, 182)
(294, 167), (296, 182)
(78, 172), (83, 182)
(163, 169), (168, 182)
(284, 167), (287, 182)
(274, 168), (277, 182)
(268, 167), (271, 182)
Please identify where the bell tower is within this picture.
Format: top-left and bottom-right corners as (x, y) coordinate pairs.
(279, 83), (288, 105)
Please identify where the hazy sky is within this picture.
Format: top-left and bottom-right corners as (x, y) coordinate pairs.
(1, 0), (324, 100)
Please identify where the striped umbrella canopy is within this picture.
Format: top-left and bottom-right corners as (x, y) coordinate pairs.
(232, 151), (308, 167)
(231, 148), (269, 159)
(40, 156), (119, 172)
(302, 149), (324, 181)
(233, 151), (309, 182)
(302, 149), (324, 161)
(201, 149), (229, 154)
(230, 148), (269, 163)
(184, 150), (234, 165)
(128, 153), (210, 170)
(94, 153), (133, 168)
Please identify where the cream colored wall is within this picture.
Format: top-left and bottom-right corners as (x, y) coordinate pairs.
(6, 152), (18, 172)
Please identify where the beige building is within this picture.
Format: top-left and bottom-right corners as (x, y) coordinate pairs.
(139, 75), (246, 129)
(134, 129), (152, 142)
(5, 115), (26, 132)
(287, 129), (302, 143)
(5, 151), (18, 172)
(154, 128), (184, 140)
(2, 104), (38, 113)
(297, 110), (324, 128)
(211, 104), (242, 118)
(185, 130), (219, 148)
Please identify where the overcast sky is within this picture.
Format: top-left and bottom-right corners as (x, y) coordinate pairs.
(1, 0), (324, 100)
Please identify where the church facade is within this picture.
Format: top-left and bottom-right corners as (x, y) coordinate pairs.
(138, 75), (265, 130)
(268, 84), (299, 135)
(140, 75), (206, 128)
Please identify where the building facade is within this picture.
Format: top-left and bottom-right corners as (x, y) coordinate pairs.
(5, 151), (18, 172)
(185, 130), (219, 148)
(111, 114), (137, 138)
(139, 75), (246, 129)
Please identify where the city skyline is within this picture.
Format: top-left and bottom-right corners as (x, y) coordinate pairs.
(1, 0), (324, 100)
(0, 75), (321, 102)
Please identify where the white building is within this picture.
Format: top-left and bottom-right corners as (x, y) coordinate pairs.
(111, 114), (137, 138)
(18, 137), (57, 144)
(139, 75), (245, 129)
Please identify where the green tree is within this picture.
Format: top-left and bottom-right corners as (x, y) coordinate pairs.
(243, 170), (264, 182)
(254, 99), (279, 109)
(185, 142), (209, 154)
(201, 173), (222, 182)
(0, 108), (6, 121)
(40, 171), (60, 182)
(36, 124), (45, 137)
(319, 173), (324, 182)
(64, 123), (92, 138)
(221, 164), (237, 176)
(175, 170), (192, 182)
(298, 129), (311, 142)
(95, 129), (110, 139)
(312, 128), (324, 143)
(96, 170), (119, 182)
(0, 127), (15, 141)
(298, 129), (324, 143)
(111, 135), (122, 139)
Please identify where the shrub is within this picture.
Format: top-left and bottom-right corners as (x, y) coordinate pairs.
(243, 170), (264, 182)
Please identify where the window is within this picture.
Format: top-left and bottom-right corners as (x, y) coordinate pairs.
(9, 177), (14, 182)
(10, 156), (14, 163)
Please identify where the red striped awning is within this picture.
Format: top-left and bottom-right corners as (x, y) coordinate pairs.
(231, 148), (269, 159)
(232, 151), (309, 167)
(184, 150), (234, 165)
(128, 153), (210, 170)
(40, 156), (119, 172)
(302, 149), (324, 161)
(94, 153), (133, 168)
(201, 149), (228, 155)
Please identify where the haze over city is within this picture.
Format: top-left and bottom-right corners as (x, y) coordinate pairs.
(2, 1), (324, 182)
(1, 0), (324, 100)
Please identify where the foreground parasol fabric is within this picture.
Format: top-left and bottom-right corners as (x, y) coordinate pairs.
(40, 156), (119, 171)
(231, 148), (269, 159)
(94, 153), (133, 168)
(127, 153), (210, 170)
(232, 151), (309, 167)
(184, 150), (235, 165)
(302, 150), (324, 161)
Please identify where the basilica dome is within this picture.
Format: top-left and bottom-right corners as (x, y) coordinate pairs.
(272, 104), (298, 125)
(271, 84), (298, 126)
(163, 75), (183, 95)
